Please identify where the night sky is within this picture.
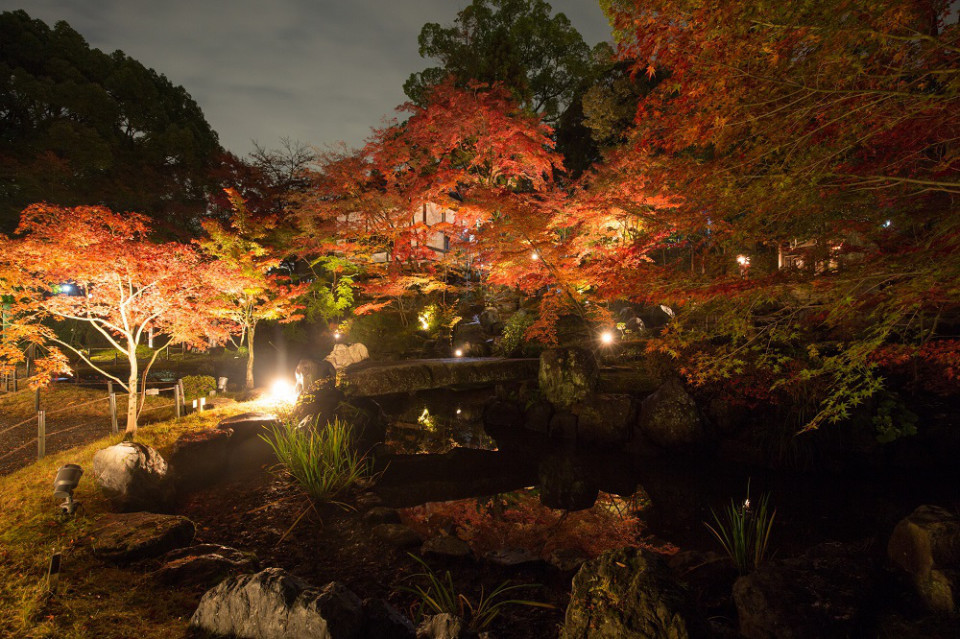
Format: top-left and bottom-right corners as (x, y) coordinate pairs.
(1, 0), (613, 156)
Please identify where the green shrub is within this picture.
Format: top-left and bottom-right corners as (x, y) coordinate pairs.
(180, 375), (216, 400)
(343, 311), (421, 356)
(704, 480), (776, 574)
(260, 417), (370, 503)
(497, 310), (538, 357)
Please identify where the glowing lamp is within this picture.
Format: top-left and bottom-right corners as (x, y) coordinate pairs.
(267, 378), (298, 405)
(600, 330), (615, 345)
(454, 349), (464, 357)
(333, 331), (341, 340)
(736, 255), (750, 266)
(530, 251), (539, 261)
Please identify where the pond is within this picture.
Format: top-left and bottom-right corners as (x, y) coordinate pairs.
(176, 384), (960, 638)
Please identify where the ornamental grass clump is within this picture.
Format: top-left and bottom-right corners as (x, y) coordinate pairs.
(704, 480), (776, 574)
(261, 416), (369, 503)
(400, 554), (553, 631)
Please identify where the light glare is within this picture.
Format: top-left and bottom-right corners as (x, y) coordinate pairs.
(267, 378), (298, 405)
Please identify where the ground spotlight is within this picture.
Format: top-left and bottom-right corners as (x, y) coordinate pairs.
(454, 348), (464, 357)
(600, 330), (615, 345)
(53, 464), (83, 517)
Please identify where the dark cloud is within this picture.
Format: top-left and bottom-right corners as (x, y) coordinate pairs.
(1, 0), (612, 155)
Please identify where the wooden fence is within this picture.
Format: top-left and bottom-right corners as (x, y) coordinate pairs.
(0, 379), (192, 463)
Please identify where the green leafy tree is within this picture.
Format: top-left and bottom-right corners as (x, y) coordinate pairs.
(0, 10), (221, 233)
(403, 0), (599, 125)
(302, 255), (357, 325)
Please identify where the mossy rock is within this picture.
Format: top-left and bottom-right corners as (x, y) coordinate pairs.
(539, 348), (597, 410)
(562, 547), (701, 639)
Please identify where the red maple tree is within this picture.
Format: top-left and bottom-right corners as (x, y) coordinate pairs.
(0, 204), (234, 435)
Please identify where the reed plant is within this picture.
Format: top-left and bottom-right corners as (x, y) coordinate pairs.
(401, 554), (552, 631)
(704, 480), (776, 574)
(261, 416), (369, 503)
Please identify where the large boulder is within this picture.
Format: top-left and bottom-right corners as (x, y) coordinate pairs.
(362, 598), (416, 638)
(216, 413), (282, 469)
(523, 400), (553, 434)
(92, 441), (170, 511)
(482, 399), (523, 429)
(635, 379), (707, 451)
(167, 427), (234, 492)
(538, 454), (599, 511)
(325, 343), (370, 370)
(577, 394), (635, 445)
(92, 512), (195, 563)
(733, 542), (881, 639)
(190, 568), (363, 639)
(637, 305), (674, 333)
(562, 547), (701, 639)
(539, 348), (597, 410)
(155, 543), (259, 590)
(296, 358), (337, 394)
(295, 387), (346, 427)
(478, 307), (503, 335)
(451, 320), (489, 357)
(217, 413), (281, 441)
(888, 505), (960, 613)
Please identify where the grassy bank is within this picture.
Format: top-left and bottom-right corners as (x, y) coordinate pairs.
(0, 401), (256, 639)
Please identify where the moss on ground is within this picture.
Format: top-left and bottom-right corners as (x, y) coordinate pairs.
(0, 393), (256, 638)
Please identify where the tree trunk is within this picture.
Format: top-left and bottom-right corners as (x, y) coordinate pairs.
(245, 322), (256, 390)
(124, 345), (139, 436)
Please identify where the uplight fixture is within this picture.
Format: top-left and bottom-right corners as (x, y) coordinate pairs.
(53, 464), (83, 517)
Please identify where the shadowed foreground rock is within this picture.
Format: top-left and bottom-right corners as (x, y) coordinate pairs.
(561, 547), (701, 638)
(191, 568), (355, 638)
(92, 441), (171, 511)
(888, 505), (960, 613)
(155, 543), (259, 589)
(91, 512), (195, 562)
(190, 567), (412, 639)
(733, 542), (880, 639)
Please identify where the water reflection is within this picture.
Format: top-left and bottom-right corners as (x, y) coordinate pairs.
(381, 389), (498, 455)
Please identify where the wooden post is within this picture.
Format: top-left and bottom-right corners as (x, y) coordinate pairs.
(174, 385), (182, 419)
(12, 367), (18, 392)
(37, 410), (46, 459)
(109, 392), (118, 434)
(34, 388), (40, 412)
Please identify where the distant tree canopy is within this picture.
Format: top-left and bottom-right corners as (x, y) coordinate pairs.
(0, 10), (221, 234)
(403, 0), (600, 125)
